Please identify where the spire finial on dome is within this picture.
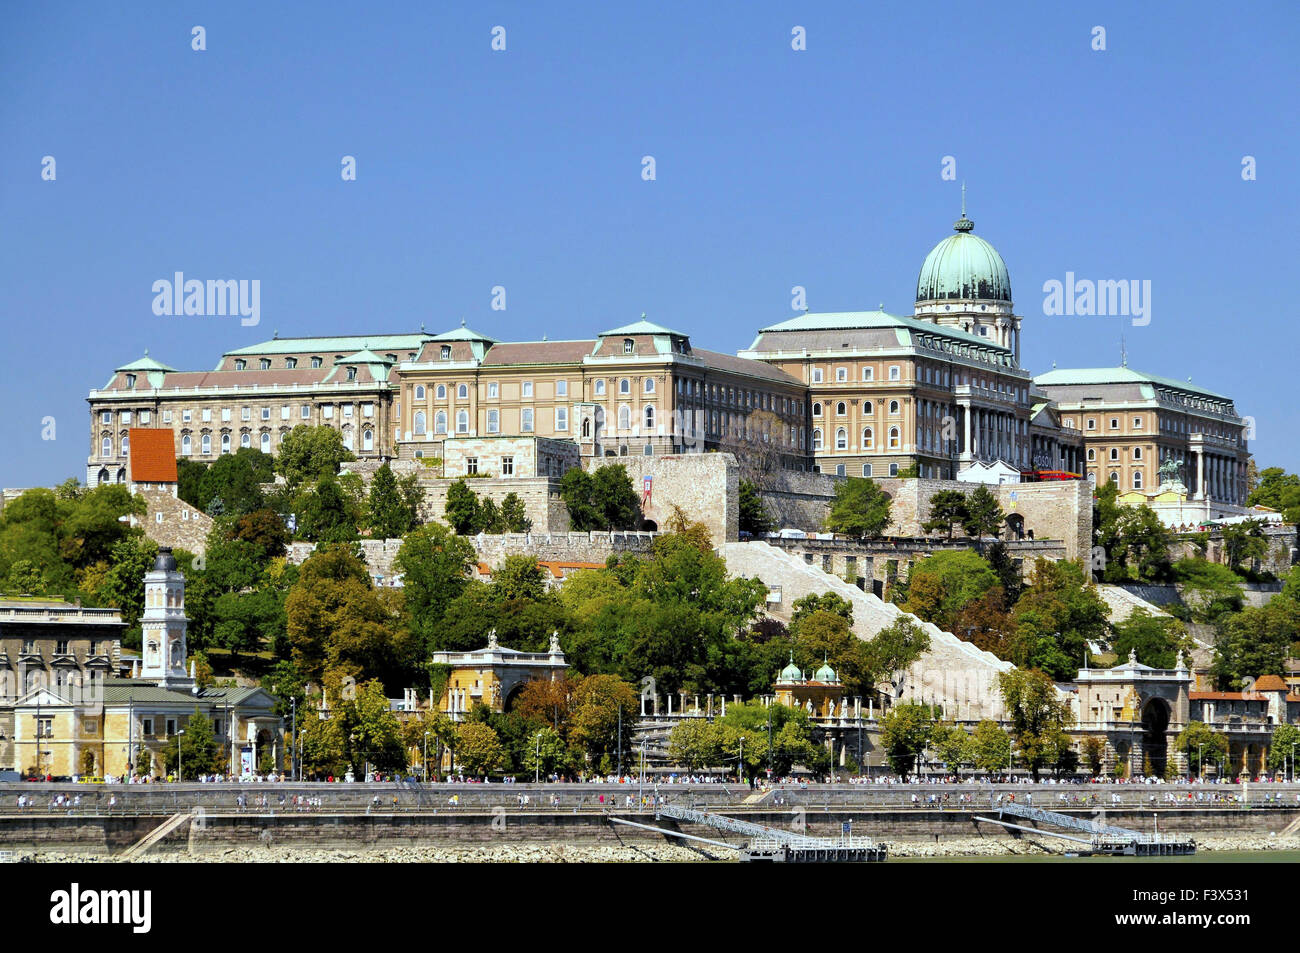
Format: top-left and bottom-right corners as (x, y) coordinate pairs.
(460, 318), (466, 328)
(953, 181), (974, 232)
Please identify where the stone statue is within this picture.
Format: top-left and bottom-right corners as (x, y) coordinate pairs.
(549, 631), (562, 655)
(487, 629), (499, 651)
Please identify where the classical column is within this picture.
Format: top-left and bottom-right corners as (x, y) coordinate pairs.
(1195, 449), (1205, 500)
(963, 406), (972, 456)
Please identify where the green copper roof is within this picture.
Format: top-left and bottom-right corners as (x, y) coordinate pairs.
(224, 333), (432, 356)
(600, 317), (686, 338)
(335, 347), (393, 365)
(430, 322), (498, 344)
(1033, 366), (1230, 401)
(115, 352), (178, 373)
(758, 310), (1009, 351)
(778, 653), (803, 681)
(916, 217), (1012, 303)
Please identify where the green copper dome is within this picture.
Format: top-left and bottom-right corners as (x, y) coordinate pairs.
(779, 653), (803, 682)
(813, 656), (838, 683)
(916, 215), (1012, 304)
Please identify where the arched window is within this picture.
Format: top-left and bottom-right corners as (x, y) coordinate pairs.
(101, 436), (112, 457)
(414, 411), (426, 435)
(1110, 448), (1119, 461)
(1087, 448), (1095, 461)
(644, 378), (655, 394)
(1133, 471), (1143, 489)
(363, 429), (373, 451)
(435, 411), (447, 435)
(862, 400), (874, 415)
(121, 433), (130, 456)
(888, 427), (900, 449)
(889, 400), (900, 415)
(836, 402), (847, 417)
(260, 432), (271, 453)
(342, 430), (354, 451)
(414, 385), (425, 400)
(862, 427), (874, 449)
(812, 402), (822, 417)
(457, 383), (468, 399)
(1109, 472), (1119, 485)
(812, 428), (823, 451)
(582, 417), (591, 438)
(619, 379), (630, 395)
(595, 379), (606, 396)
(221, 433), (231, 454)
(1133, 447), (1143, 460)
(618, 405), (631, 431)
(835, 428), (847, 450)
(200, 433), (210, 455)
(644, 405), (656, 430)
(436, 384), (446, 399)
(97, 468), (109, 485)
(456, 409), (469, 434)
(181, 434), (191, 455)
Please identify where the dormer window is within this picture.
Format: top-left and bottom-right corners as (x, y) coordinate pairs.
(260, 359), (271, 370)
(125, 374), (137, 388)
(347, 367), (357, 381)
(440, 345), (451, 360)
(234, 359), (246, 371)
(311, 356), (322, 368)
(623, 338), (634, 354)
(285, 357), (297, 369)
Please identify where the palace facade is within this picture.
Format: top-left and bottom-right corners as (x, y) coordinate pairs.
(85, 208), (1242, 493)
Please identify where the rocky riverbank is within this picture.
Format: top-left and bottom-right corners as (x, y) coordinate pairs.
(11, 833), (1300, 863)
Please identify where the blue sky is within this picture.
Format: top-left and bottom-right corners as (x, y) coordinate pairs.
(1, 1), (1296, 486)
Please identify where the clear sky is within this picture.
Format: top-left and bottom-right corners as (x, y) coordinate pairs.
(1, 1), (1296, 487)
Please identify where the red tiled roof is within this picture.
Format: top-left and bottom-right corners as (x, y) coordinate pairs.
(537, 560), (606, 578)
(481, 341), (595, 365)
(1190, 692), (1267, 701)
(128, 429), (177, 483)
(1253, 675), (1288, 691)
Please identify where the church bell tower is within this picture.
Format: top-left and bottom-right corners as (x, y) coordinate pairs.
(139, 547), (193, 690)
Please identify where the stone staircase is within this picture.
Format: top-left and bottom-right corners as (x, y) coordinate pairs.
(723, 541), (1015, 720)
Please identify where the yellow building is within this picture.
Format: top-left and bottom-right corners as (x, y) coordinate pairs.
(433, 631), (569, 719)
(773, 654), (847, 719)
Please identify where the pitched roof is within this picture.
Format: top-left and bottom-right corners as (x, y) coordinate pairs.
(482, 340), (595, 365)
(128, 429), (178, 483)
(695, 349), (805, 385)
(430, 324), (498, 343)
(223, 333), (432, 357)
(1253, 675), (1288, 692)
(116, 353), (178, 373)
(757, 309), (1006, 351)
(1033, 366), (1230, 401)
(600, 318), (686, 338)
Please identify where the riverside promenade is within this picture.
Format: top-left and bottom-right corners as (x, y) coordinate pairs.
(3, 781), (1299, 858)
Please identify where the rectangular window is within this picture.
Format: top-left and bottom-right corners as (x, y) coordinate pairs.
(162, 410), (172, 423)
(343, 404), (353, 417)
(556, 380), (567, 397)
(221, 408), (231, 422)
(301, 405), (310, 419)
(488, 382), (499, 399)
(122, 411), (132, 425)
(502, 456), (514, 476)
(466, 457), (478, 476)
(241, 406), (251, 420)
(1133, 416), (1142, 429)
(261, 407), (271, 420)
(363, 403), (373, 418)
(522, 381), (534, 399)
(182, 410), (191, 423)
(165, 718), (177, 737)
(56, 640), (69, 655)
(202, 409), (211, 422)
(37, 717), (54, 739)
(487, 409), (500, 434)
(323, 406), (334, 419)
(101, 411), (111, 424)
(812, 368), (824, 383)
(142, 718), (154, 736)
(281, 405), (291, 420)
(862, 464), (872, 477)
(555, 407), (568, 431)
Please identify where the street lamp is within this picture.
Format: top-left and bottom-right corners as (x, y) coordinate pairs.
(177, 729), (185, 782)
(424, 732), (432, 783)
(533, 732), (541, 784)
(738, 736), (746, 785)
(1197, 743), (1203, 781)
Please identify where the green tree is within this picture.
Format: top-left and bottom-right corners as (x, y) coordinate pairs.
(1110, 608), (1192, 669)
(824, 477), (892, 538)
(861, 617), (931, 688)
(738, 480), (774, 536)
(455, 721), (506, 777)
(880, 703), (933, 779)
(275, 425), (355, 490)
(566, 674), (638, 772)
(500, 492), (530, 533)
(790, 592), (854, 628)
(1248, 467), (1300, 523)
(367, 464), (421, 538)
(561, 466), (640, 531)
(97, 536), (160, 633)
(394, 522), (476, 654)
(477, 496), (502, 534)
(1266, 723), (1300, 776)
(161, 707), (221, 778)
(522, 726), (567, 779)
(1010, 558), (1109, 680)
(997, 668), (1073, 781)
(1081, 736), (1106, 777)
(970, 719), (1011, 775)
(922, 490), (968, 539)
(195, 449), (272, 517)
(903, 550), (1000, 633)
(228, 508), (290, 564)
(444, 479), (479, 535)
(930, 722), (972, 777)
(961, 485), (1005, 539)
(1211, 601), (1296, 689)
(296, 474), (360, 542)
(1175, 721), (1228, 777)
(718, 702), (822, 783)
(1222, 519), (1269, 575)
(668, 718), (723, 772)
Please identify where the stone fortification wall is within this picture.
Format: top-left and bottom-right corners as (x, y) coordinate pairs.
(723, 541), (1016, 720)
(592, 453), (738, 543)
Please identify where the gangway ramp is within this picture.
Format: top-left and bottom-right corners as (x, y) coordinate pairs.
(977, 799), (1194, 856)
